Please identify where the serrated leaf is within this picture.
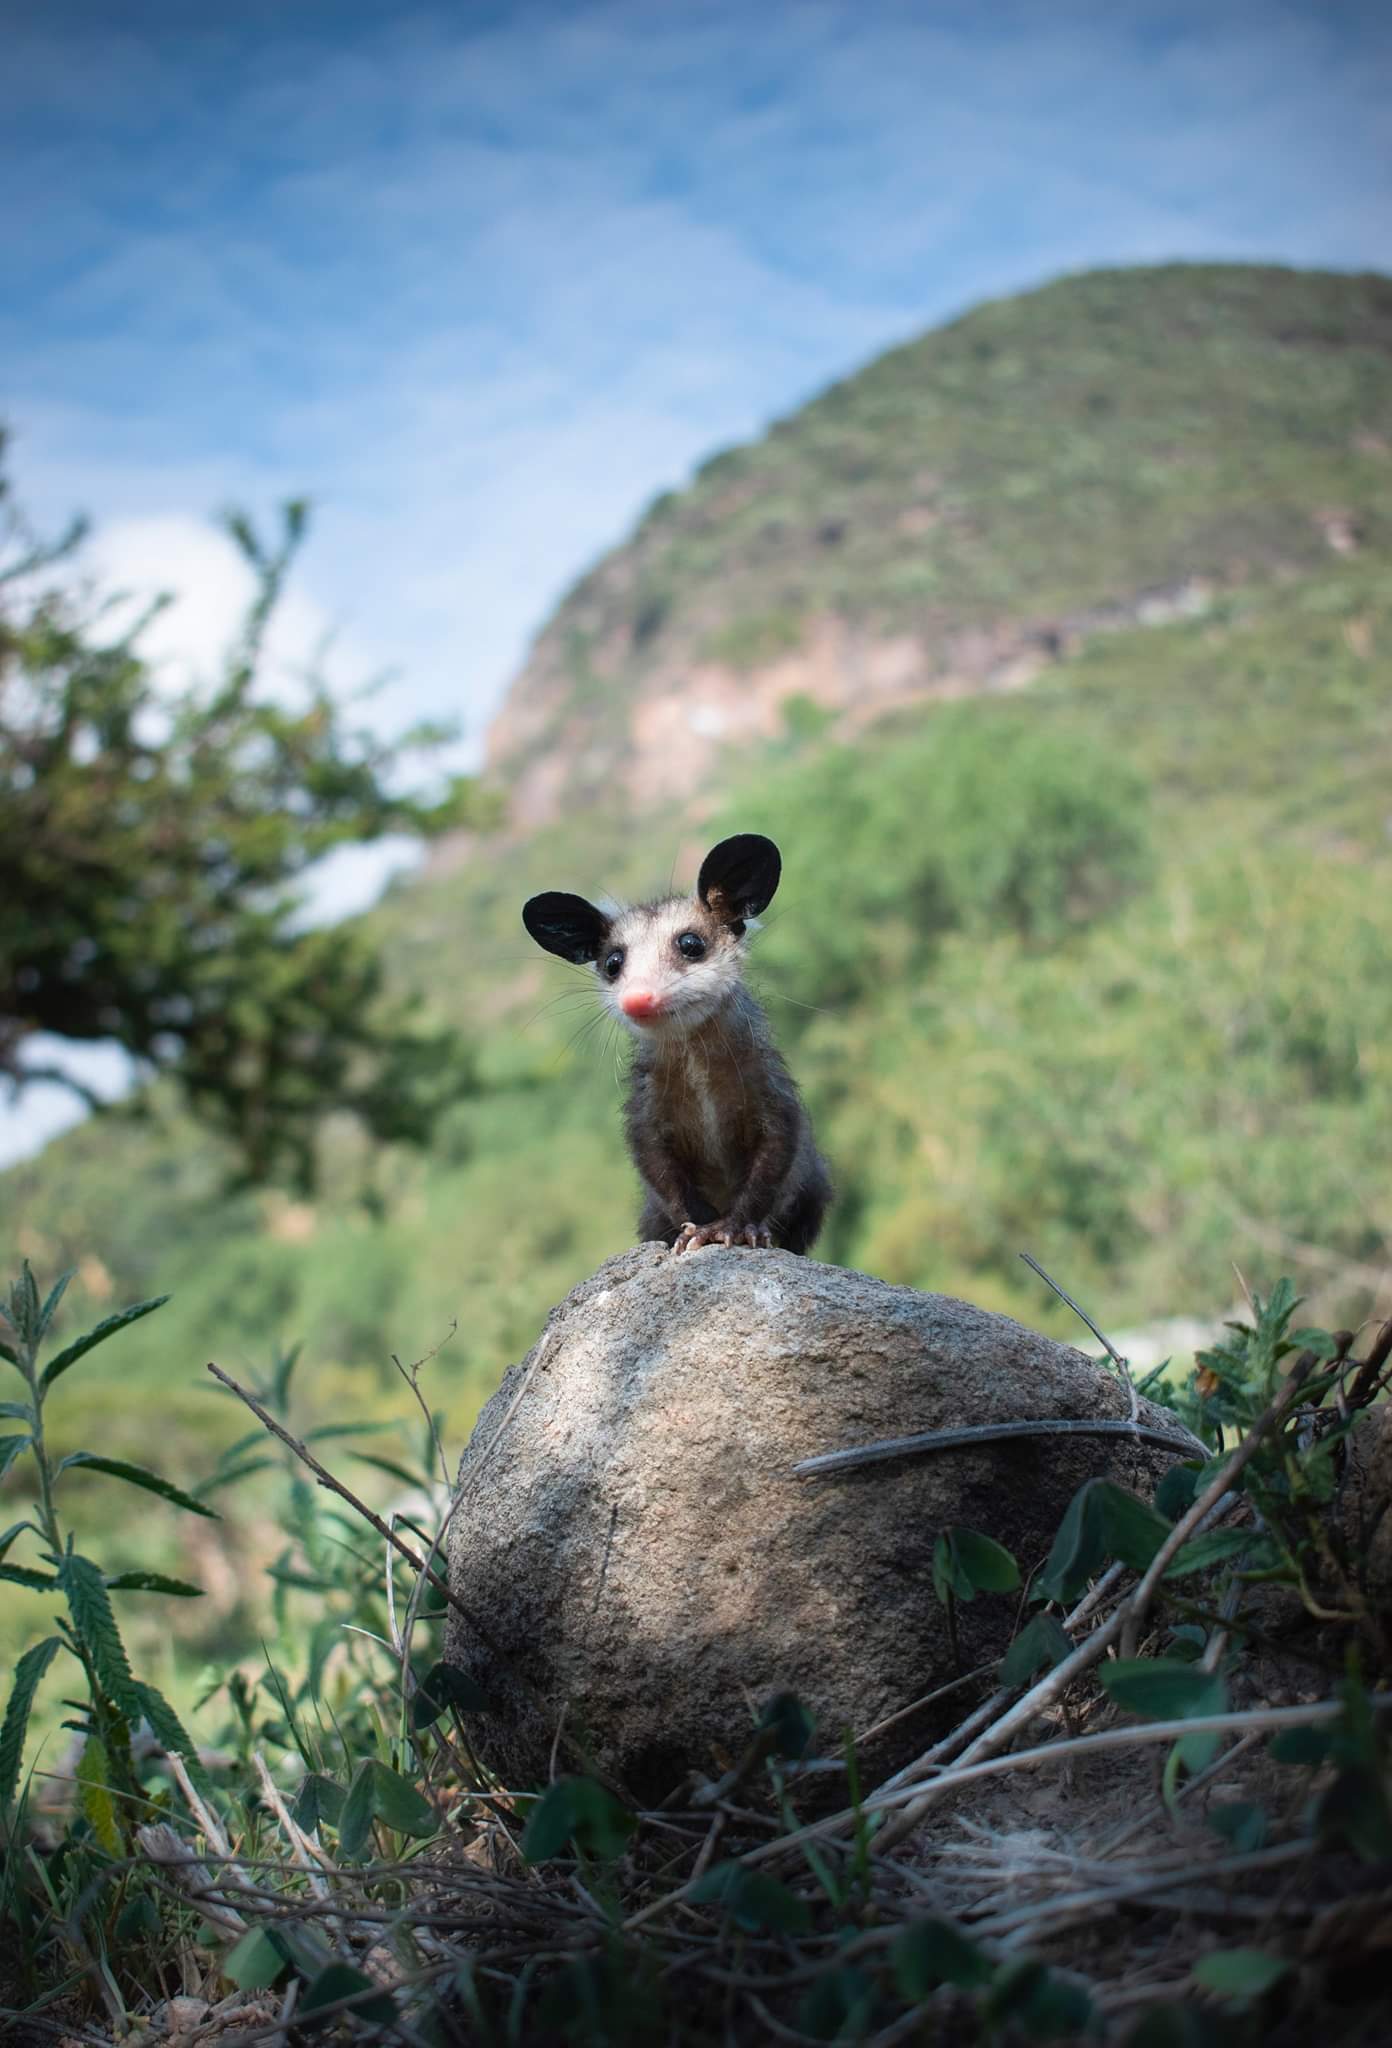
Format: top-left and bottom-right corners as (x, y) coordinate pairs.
(0, 1436), (30, 1483)
(411, 1659), (489, 1727)
(40, 1295), (170, 1389)
(106, 1571), (205, 1597)
(55, 1453), (219, 1519)
(299, 1962), (396, 2028)
(0, 1563), (58, 1590)
(893, 1916), (993, 1995)
(1000, 1611), (1072, 1687)
(690, 1860), (812, 1934)
(292, 1772), (345, 1834)
(223, 1925), (292, 1992)
(60, 1552), (141, 1716)
(1191, 1948), (1289, 1999)
(521, 1776), (635, 1864)
(10, 1265), (41, 1346)
(0, 1519), (34, 1562)
(37, 1270), (75, 1340)
(0, 1636), (63, 1809)
(77, 1735), (122, 1854)
(132, 1680), (211, 1793)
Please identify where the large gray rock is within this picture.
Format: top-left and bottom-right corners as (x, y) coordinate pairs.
(445, 1248), (1191, 1799)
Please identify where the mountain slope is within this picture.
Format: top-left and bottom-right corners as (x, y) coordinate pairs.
(490, 263), (1392, 823)
(2, 262), (1390, 1511)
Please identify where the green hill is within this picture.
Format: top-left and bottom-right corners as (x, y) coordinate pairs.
(3, 263), (1391, 1686)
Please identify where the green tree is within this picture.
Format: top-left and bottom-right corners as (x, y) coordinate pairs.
(0, 442), (483, 1187)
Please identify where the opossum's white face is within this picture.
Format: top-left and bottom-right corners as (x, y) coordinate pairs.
(597, 896), (747, 1040)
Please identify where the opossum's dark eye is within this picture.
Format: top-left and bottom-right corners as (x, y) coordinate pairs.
(676, 931), (706, 961)
(603, 949), (625, 980)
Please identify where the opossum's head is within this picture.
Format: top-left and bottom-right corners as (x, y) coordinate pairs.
(522, 834), (780, 1041)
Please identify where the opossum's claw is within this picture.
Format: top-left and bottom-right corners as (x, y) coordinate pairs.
(675, 1218), (772, 1252)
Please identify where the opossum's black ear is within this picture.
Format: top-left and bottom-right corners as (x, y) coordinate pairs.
(522, 892), (610, 963)
(698, 834), (781, 921)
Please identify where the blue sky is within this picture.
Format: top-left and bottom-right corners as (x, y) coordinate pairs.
(3, 0), (1391, 1158)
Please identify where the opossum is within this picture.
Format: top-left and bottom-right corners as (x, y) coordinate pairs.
(522, 834), (832, 1254)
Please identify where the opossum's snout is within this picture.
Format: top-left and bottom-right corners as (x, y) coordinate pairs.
(620, 988), (664, 1023)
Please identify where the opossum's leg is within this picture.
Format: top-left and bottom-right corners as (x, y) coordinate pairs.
(640, 1186), (715, 1248)
(773, 1166), (832, 1256)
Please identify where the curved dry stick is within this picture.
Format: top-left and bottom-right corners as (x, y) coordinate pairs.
(793, 1414), (1206, 1479)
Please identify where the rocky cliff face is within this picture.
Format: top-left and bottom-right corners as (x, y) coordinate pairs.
(483, 265), (1392, 827)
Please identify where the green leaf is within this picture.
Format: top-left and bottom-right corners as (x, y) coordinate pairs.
(0, 1636), (63, 1809)
(224, 1925), (292, 1992)
(521, 1776), (636, 1864)
(1191, 1948), (1289, 1999)
(337, 1761), (377, 1861)
(1000, 1611), (1072, 1688)
(798, 1963), (878, 2039)
(106, 1571), (205, 1597)
(77, 1735), (122, 1854)
(37, 1270), (75, 1340)
(1035, 1479), (1107, 1605)
(369, 1760), (437, 1838)
(893, 1916), (994, 1995)
(132, 1681), (210, 1792)
(40, 1295), (170, 1389)
(55, 1453), (219, 1518)
(1098, 1484), (1172, 1571)
(951, 1526), (1021, 1593)
(757, 1690), (816, 1760)
(1124, 2006), (1224, 2048)
(1101, 1659), (1227, 1723)
(690, 1860), (812, 1935)
(1207, 1801), (1267, 1851)
(292, 1772), (345, 1834)
(937, 1525), (1020, 1603)
(10, 1265), (41, 1346)
(0, 1400), (33, 1422)
(1269, 1726), (1332, 1767)
(1317, 1763), (1392, 1861)
(1163, 1528), (1253, 1579)
(60, 1552), (141, 1716)
(0, 1563), (58, 1590)
(411, 1659), (489, 1727)
(989, 1958), (1094, 2038)
(0, 1436), (30, 1483)
(0, 1519), (35, 1562)
(115, 1891), (161, 1944)
(336, 1757), (438, 1860)
(299, 1963), (396, 2028)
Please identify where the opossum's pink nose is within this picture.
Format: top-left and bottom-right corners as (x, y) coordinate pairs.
(622, 988), (664, 1021)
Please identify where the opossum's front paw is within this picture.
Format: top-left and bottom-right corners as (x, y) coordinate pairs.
(675, 1218), (773, 1252)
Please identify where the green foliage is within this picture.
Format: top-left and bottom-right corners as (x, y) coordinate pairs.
(932, 1525), (1020, 1604)
(522, 1776), (636, 1864)
(690, 1862), (812, 1935)
(0, 448), (483, 1189)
